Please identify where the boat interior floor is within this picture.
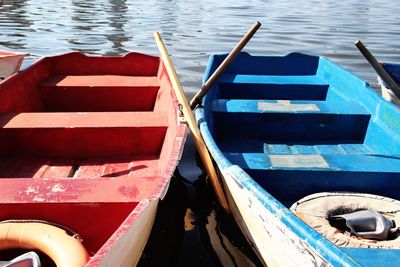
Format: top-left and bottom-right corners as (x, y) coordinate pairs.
(0, 72), (172, 179)
(0, 156), (161, 178)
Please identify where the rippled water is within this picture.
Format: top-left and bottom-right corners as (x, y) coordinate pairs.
(1, 0), (400, 266)
(1, 0), (400, 93)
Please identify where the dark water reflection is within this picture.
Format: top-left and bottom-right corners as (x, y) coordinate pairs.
(139, 136), (263, 267)
(1, 0), (399, 266)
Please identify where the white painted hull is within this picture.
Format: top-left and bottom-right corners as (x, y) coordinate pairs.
(0, 51), (28, 78)
(219, 167), (329, 267)
(378, 77), (400, 106)
(87, 199), (159, 267)
(381, 85), (400, 106)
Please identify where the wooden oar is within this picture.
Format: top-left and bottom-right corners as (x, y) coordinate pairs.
(155, 32), (230, 213)
(355, 40), (400, 99)
(189, 21), (261, 109)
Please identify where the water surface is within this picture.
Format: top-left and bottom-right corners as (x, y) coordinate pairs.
(1, 0), (399, 92)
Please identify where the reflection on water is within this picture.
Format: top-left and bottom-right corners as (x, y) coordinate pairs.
(188, 171), (263, 267)
(140, 135), (263, 267)
(1, 0), (400, 265)
(0, 1), (32, 50)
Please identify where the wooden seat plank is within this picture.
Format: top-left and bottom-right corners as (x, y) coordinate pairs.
(40, 75), (159, 87)
(0, 112), (168, 128)
(0, 112), (168, 158)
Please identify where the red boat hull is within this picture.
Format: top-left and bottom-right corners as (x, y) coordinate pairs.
(0, 52), (186, 266)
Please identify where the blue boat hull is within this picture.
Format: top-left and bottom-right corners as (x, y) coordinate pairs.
(196, 52), (400, 266)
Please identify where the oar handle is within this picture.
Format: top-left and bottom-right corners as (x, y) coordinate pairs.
(189, 21), (261, 109)
(355, 40), (400, 99)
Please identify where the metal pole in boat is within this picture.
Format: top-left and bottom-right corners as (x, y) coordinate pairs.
(355, 40), (400, 99)
(155, 32), (231, 213)
(189, 21), (261, 109)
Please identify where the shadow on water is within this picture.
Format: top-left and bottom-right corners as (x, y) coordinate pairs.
(184, 171), (263, 267)
(138, 135), (263, 267)
(137, 173), (187, 267)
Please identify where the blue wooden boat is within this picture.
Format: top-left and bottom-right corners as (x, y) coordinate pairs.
(195, 52), (400, 266)
(379, 62), (400, 106)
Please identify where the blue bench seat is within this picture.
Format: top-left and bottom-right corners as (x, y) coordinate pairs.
(224, 152), (400, 172)
(218, 138), (373, 154)
(219, 74), (327, 85)
(212, 99), (369, 115)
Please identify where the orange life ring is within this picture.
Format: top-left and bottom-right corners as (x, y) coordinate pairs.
(0, 222), (90, 267)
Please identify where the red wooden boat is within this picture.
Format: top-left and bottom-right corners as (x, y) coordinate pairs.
(0, 52), (186, 266)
